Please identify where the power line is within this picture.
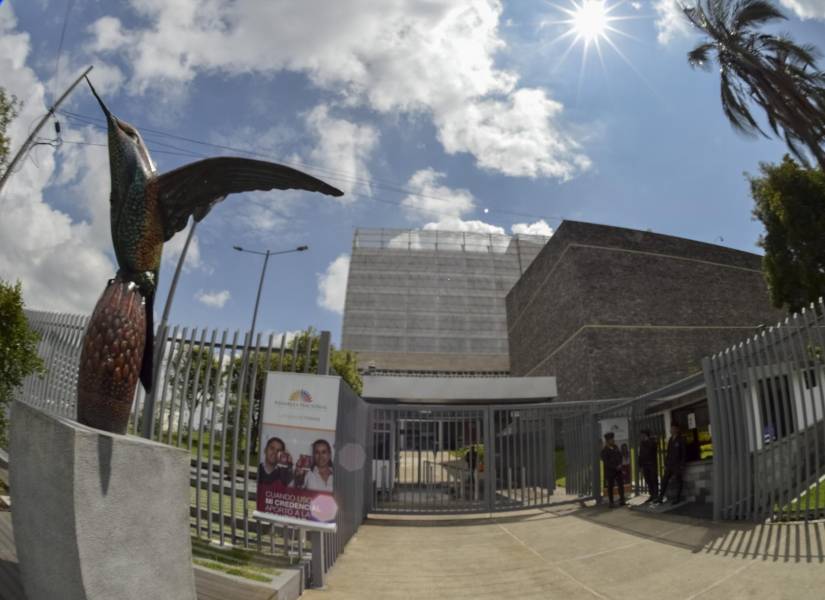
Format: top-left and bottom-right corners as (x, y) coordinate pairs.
(57, 109), (566, 224)
(53, 0), (78, 102)
(58, 138), (210, 160)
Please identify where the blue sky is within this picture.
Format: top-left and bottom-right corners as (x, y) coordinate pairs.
(2, 0), (824, 345)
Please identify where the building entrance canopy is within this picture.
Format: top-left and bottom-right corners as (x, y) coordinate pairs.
(362, 375), (557, 405)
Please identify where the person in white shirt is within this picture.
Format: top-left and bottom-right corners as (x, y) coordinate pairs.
(304, 439), (334, 493)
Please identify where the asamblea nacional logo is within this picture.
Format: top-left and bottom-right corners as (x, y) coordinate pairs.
(288, 389), (313, 404)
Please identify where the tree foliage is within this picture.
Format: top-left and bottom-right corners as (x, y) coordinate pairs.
(750, 155), (825, 312)
(164, 327), (362, 461)
(0, 88), (20, 171)
(683, 0), (825, 170)
(228, 328), (362, 459)
(0, 280), (44, 447)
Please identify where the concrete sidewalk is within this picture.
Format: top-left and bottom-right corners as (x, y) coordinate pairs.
(304, 504), (825, 600)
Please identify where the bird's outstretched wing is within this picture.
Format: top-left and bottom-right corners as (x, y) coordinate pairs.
(155, 157), (344, 241)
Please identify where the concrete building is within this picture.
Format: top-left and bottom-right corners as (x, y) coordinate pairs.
(506, 220), (785, 402)
(341, 228), (550, 373)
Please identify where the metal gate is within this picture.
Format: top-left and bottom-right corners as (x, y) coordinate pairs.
(368, 404), (558, 514)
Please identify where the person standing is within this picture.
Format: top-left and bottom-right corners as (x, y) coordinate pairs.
(638, 429), (659, 503)
(601, 432), (625, 507)
(658, 422), (686, 504)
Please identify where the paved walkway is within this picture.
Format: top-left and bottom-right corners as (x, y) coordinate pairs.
(304, 503), (825, 600)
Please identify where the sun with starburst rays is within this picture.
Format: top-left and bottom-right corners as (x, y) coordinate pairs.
(543, 0), (640, 75)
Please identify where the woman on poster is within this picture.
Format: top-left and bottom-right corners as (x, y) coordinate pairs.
(303, 439), (334, 493)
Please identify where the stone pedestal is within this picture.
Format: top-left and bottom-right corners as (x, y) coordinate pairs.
(9, 401), (196, 600)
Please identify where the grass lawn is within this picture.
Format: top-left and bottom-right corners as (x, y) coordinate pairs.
(190, 486), (256, 519)
(786, 478), (825, 514)
(191, 536), (281, 582)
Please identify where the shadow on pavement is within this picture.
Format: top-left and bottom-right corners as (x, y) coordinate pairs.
(0, 558), (25, 600)
(564, 501), (825, 564)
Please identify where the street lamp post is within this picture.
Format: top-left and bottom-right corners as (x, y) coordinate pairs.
(232, 244), (308, 460)
(233, 244), (309, 345)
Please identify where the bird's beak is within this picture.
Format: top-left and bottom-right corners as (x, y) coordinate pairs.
(85, 76), (114, 124)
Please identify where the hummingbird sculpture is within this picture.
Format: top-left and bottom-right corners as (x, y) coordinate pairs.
(76, 78), (343, 434)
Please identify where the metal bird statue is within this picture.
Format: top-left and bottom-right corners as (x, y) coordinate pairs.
(76, 78), (343, 434)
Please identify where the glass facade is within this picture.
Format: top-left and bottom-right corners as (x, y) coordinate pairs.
(341, 228), (549, 370)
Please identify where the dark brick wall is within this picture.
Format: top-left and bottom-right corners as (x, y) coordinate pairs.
(507, 221), (785, 401)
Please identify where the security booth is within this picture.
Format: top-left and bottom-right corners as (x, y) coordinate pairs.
(575, 298), (825, 523)
(361, 374), (562, 514)
(703, 302), (825, 522)
(583, 373), (714, 510)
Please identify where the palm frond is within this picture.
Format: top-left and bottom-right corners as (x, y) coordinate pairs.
(732, 0), (786, 32)
(688, 43), (715, 70)
(720, 72), (764, 136)
(782, 132), (812, 168)
(682, 3), (711, 33)
(763, 37), (818, 67)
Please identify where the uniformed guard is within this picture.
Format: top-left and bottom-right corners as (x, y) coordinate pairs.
(638, 429), (659, 503)
(601, 432), (625, 507)
(657, 422), (686, 504)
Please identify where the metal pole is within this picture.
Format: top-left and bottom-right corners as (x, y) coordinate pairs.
(0, 65), (93, 195)
(250, 250), (271, 342)
(233, 250), (269, 468)
(142, 220), (197, 438)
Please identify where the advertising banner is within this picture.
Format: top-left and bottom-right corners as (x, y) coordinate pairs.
(252, 372), (340, 531)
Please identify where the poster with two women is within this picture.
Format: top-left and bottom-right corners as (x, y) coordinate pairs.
(253, 372), (339, 531)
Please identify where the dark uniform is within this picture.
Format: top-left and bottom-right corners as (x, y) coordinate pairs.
(638, 436), (659, 501)
(658, 433), (686, 503)
(600, 443), (625, 506)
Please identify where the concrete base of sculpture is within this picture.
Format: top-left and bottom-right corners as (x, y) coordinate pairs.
(9, 401), (197, 600)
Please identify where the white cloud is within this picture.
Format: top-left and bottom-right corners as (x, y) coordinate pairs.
(401, 168), (507, 234)
(437, 88), (590, 179)
(402, 169), (475, 221)
(779, 0), (825, 19)
(317, 254), (350, 315)
(653, 0), (695, 45)
(161, 226), (206, 273)
(422, 217), (505, 235)
(259, 329), (302, 346)
(511, 220), (554, 237)
(88, 0), (589, 180)
(304, 105), (379, 198)
(0, 6), (114, 315)
(194, 289), (230, 308)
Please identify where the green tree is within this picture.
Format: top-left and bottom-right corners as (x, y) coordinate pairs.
(750, 155), (825, 312)
(683, 0), (825, 170)
(0, 88), (20, 171)
(0, 280), (45, 447)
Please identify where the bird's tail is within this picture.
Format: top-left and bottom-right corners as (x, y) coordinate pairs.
(140, 288), (155, 393)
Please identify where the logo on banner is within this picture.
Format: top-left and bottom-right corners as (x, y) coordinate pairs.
(288, 389), (313, 404)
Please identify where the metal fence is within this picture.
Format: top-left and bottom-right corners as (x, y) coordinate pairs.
(704, 299), (825, 521)
(20, 311), (89, 420)
(562, 412), (599, 498)
(366, 400), (619, 514)
(16, 309), (368, 585)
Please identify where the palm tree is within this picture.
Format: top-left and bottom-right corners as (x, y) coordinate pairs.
(683, 0), (825, 171)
